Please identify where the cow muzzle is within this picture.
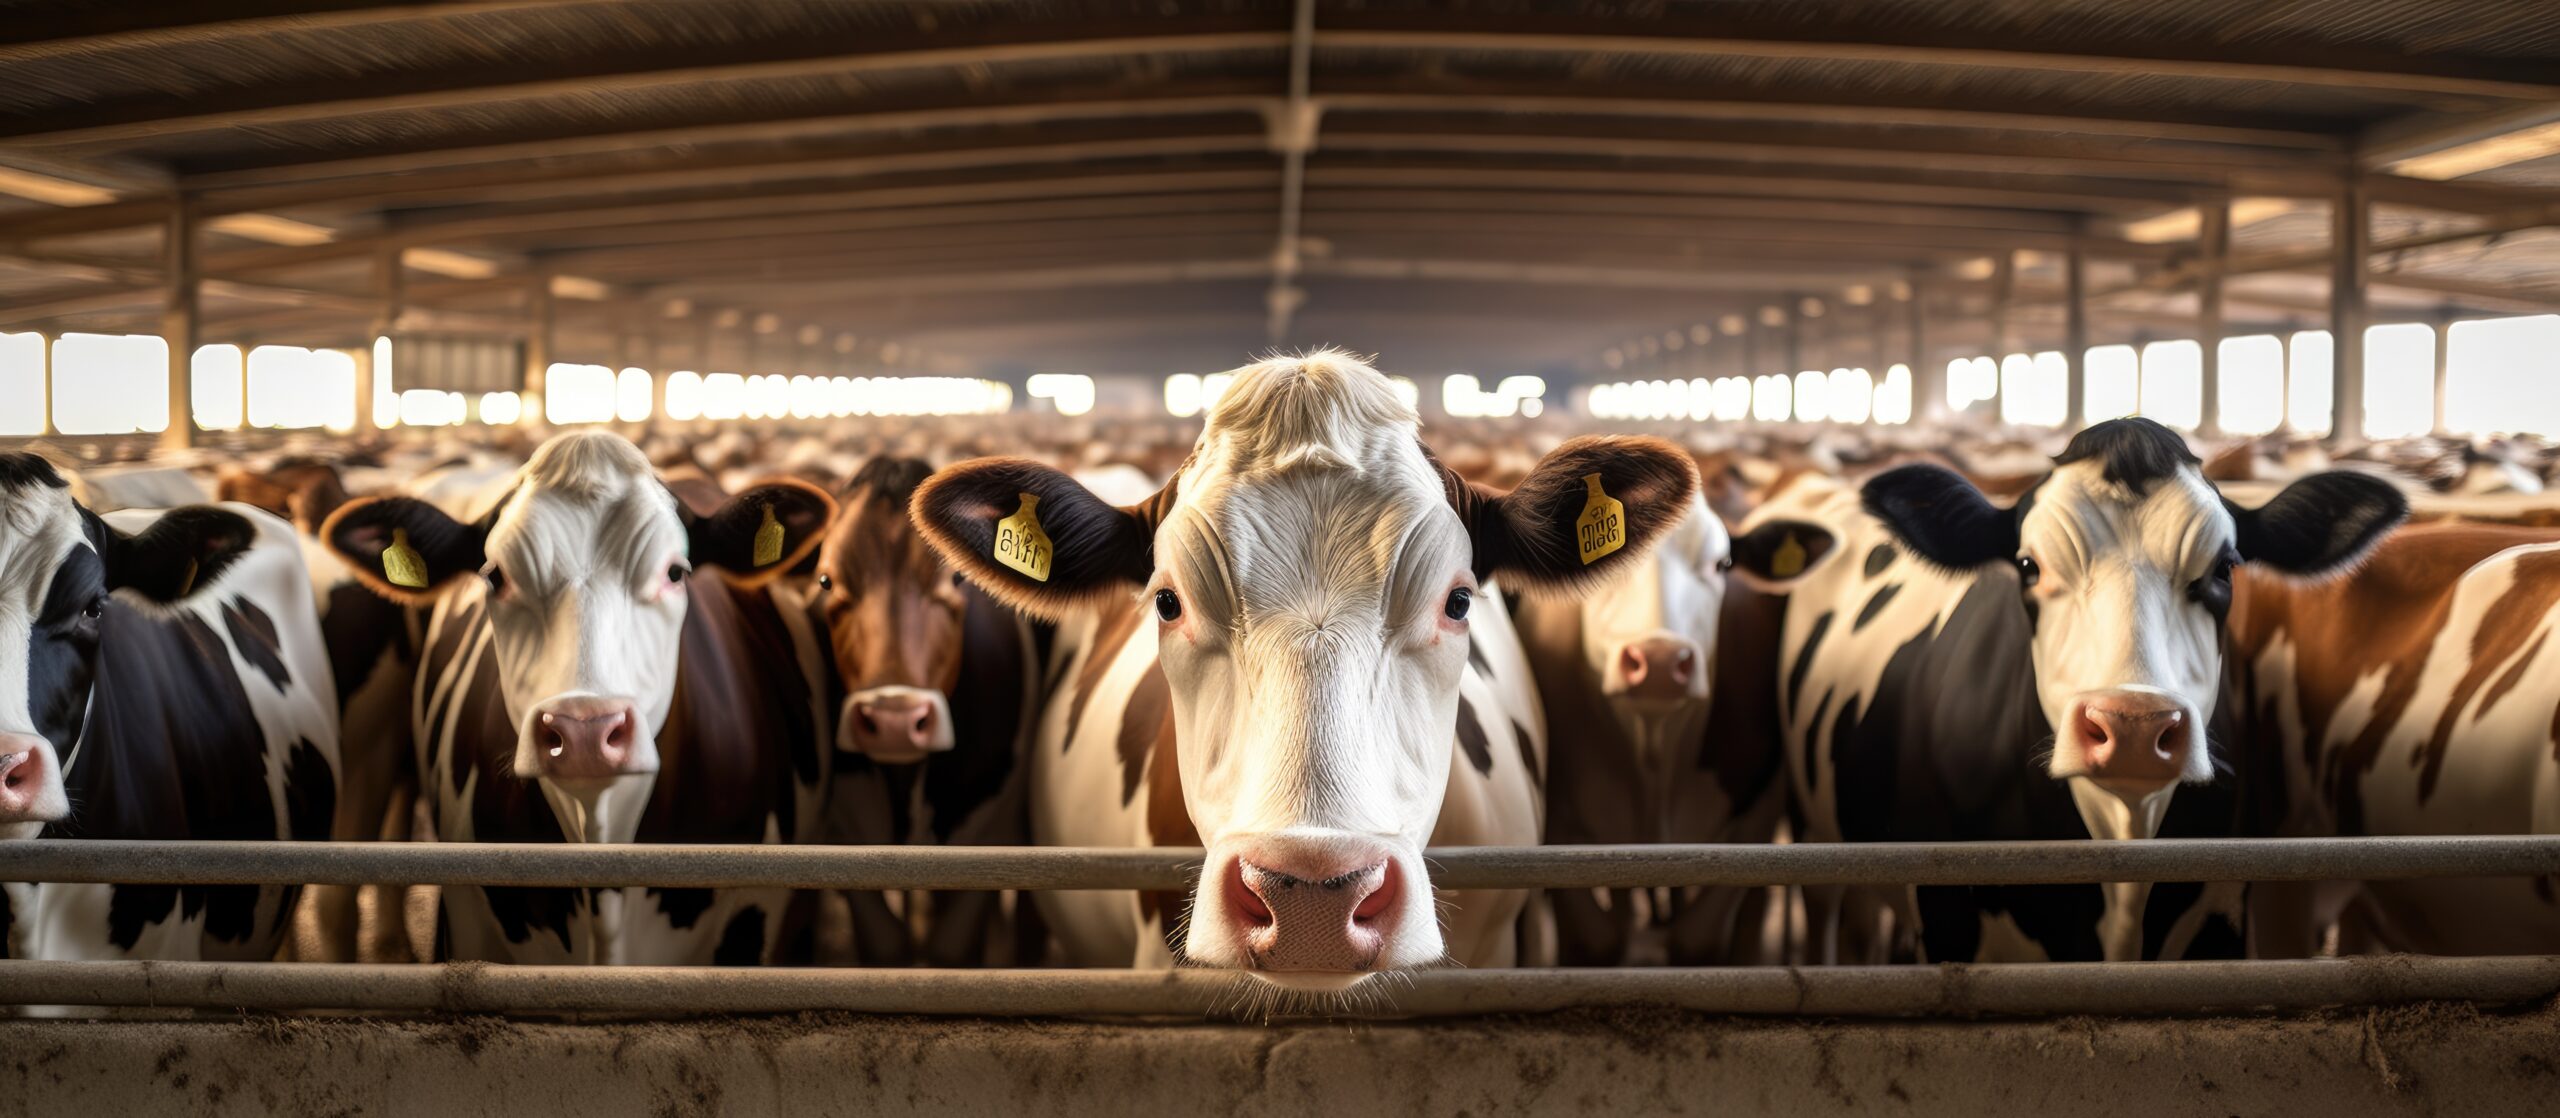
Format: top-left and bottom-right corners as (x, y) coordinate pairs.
(2062, 689), (2195, 796)
(525, 696), (654, 780)
(0, 733), (67, 830)
(1196, 833), (1426, 985)
(1611, 633), (1704, 706)
(839, 686), (954, 764)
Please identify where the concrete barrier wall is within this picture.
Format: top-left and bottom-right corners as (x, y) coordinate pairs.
(4, 1004), (2555, 1117)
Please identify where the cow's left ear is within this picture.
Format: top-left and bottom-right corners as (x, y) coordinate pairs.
(1861, 464), (2018, 571)
(1727, 518), (1841, 590)
(97, 505), (258, 602)
(2226, 471), (2407, 576)
(1459, 435), (1699, 595)
(687, 480), (836, 587)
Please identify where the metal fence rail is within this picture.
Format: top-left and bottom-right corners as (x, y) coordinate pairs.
(4, 957), (2555, 1017)
(3, 835), (2558, 890)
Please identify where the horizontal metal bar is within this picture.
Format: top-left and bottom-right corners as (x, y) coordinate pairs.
(4, 836), (2558, 891)
(2, 957), (2554, 1018)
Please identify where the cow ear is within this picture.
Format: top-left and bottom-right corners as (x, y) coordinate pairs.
(2228, 471), (2407, 576)
(911, 456), (1157, 620)
(1470, 435), (1699, 595)
(1727, 518), (1840, 590)
(1861, 464), (2018, 570)
(321, 496), (486, 604)
(687, 480), (836, 587)
(100, 505), (258, 602)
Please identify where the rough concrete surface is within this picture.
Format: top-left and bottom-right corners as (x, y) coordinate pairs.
(4, 1002), (2557, 1116)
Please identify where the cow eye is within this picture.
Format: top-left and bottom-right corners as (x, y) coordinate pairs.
(81, 595), (106, 621)
(2015, 556), (2040, 589)
(949, 571), (966, 590)
(815, 573), (833, 592)
(483, 566), (507, 594)
(1443, 587), (1473, 622)
(667, 563), (690, 584)
(1153, 588), (1182, 623)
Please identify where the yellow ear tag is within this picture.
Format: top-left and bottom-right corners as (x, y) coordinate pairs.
(993, 493), (1053, 583)
(1575, 473), (1626, 566)
(752, 504), (786, 568)
(1771, 531), (1808, 579)
(383, 528), (429, 589)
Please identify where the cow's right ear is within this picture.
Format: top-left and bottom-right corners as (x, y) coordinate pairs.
(910, 457), (1159, 620)
(1726, 518), (1841, 590)
(1861, 464), (2018, 571)
(320, 496), (487, 604)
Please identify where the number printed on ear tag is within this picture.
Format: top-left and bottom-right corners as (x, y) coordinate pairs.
(753, 504), (786, 568)
(994, 492), (1053, 582)
(1771, 531), (1808, 578)
(383, 528), (429, 589)
(1575, 473), (1625, 566)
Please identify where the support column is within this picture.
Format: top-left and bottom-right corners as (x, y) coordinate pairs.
(2063, 249), (2088, 430)
(358, 248), (401, 433)
(37, 327), (52, 436)
(1908, 278), (1938, 422)
(160, 197), (199, 451)
(2331, 181), (2371, 441)
(522, 275), (553, 427)
(2432, 311), (2455, 435)
(2197, 202), (2230, 438)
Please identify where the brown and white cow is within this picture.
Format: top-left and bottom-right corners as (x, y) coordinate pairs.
(912, 351), (1695, 987)
(808, 456), (1044, 966)
(2232, 521), (2560, 956)
(321, 432), (835, 964)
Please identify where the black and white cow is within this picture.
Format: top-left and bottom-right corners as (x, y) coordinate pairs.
(0, 454), (340, 962)
(321, 432), (835, 965)
(1752, 419), (2404, 962)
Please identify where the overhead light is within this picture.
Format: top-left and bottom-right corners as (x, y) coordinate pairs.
(2122, 197), (2300, 244)
(209, 213), (336, 247)
(548, 274), (610, 301)
(403, 247), (499, 279)
(662, 298), (694, 319)
(0, 166), (116, 207)
(2390, 121), (2560, 181)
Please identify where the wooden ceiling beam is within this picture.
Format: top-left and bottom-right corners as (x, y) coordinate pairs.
(0, 1), (581, 61)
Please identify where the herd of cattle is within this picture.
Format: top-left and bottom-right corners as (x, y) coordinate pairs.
(3, 350), (2557, 990)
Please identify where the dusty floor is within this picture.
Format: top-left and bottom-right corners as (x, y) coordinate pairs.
(4, 1000), (2556, 1117)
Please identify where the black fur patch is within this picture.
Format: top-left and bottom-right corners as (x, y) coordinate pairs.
(714, 905), (767, 966)
(1854, 583), (1902, 632)
(1863, 542), (1897, 579)
(220, 596), (291, 692)
(1456, 696), (1495, 776)
(0, 452), (68, 491)
(2225, 473), (2408, 575)
(1862, 466), (2019, 571)
(2051, 417), (2199, 494)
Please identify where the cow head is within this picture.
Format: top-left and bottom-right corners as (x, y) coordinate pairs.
(0, 454), (256, 838)
(813, 456), (966, 764)
(1861, 418), (2405, 836)
(322, 432), (831, 839)
(913, 351), (1695, 983)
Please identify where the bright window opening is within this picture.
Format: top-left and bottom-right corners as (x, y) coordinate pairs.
(544, 363), (618, 424)
(52, 333), (169, 435)
(1999, 352), (2067, 427)
(1027, 373), (1097, 417)
(1752, 374), (1792, 422)
(1827, 367), (1873, 424)
(246, 345), (355, 431)
(2139, 339), (2203, 430)
(1793, 371), (1830, 423)
(663, 371), (705, 422)
(2362, 323), (2436, 439)
(2084, 345), (2139, 423)
(2218, 335), (2286, 436)
(616, 368), (653, 423)
(192, 344), (244, 431)
(1874, 363), (1913, 425)
(2445, 316), (2560, 436)
(0, 332), (41, 436)
(2288, 331), (2334, 436)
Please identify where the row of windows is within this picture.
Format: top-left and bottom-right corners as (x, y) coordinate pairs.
(1584, 366), (1918, 425)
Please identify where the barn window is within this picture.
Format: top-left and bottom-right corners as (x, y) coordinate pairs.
(700, 374), (747, 420)
(398, 390), (467, 427)
(371, 337), (399, 430)
(2362, 323), (2436, 438)
(51, 333), (169, 435)
(2287, 331), (2335, 435)
(663, 371), (705, 421)
(244, 345), (356, 431)
(191, 344), (244, 430)
(1793, 371), (1829, 422)
(1752, 374), (1791, 421)
(0, 332), (41, 436)
(1873, 364), (1913, 425)
(543, 363), (618, 424)
(616, 368), (653, 423)
(1712, 376), (1752, 421)
(1827, 368), (1873, 424)
(2083, 345), (2139, 422)
(1946, 356), (1996, 410)
(478, 391), (522, 425)
(2217, 335), (2286, 436)
(1998, 352), (2066, 427)
(2445, 315), (2560, 436)
(2139, 340), (2203, 430)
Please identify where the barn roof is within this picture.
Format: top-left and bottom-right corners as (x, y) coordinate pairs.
(0, 0), (2553, 378)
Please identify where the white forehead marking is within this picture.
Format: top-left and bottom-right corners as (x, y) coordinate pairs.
(2022, 459), (2232, 575)
(485, 432), (683, 582)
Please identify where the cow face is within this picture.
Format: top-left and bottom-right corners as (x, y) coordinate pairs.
(0, 454), (255, 838)
(323, 433), (831, 837)
(1863, 418), (2406, 834)
(813, 457), (966, 764)
(1576, 492), (1729, 724)
(914, 352), (1695, 983)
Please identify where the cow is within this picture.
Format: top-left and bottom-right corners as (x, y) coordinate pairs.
(2231, 521), (2560, 957)
(319, 431), (836, 965)
(0, 453), (340, 963)
(1749, 418), (2405, 963)
(1515, 492), (1785, 965)
(808, 456), (1044, 966)
(910, 351), (1696, 987)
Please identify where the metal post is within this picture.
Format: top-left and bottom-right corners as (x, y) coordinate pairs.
(159, 197), (198, 451)
(522, 275), (552, 426)
(36, 329), (52, 436)
(2432, 311), (2455, 435)
(2063, 247), (2088, 430)
(2197, 201), (2230, 438)
(1908, 279), (1936, 422)
(2331, 181), (2371, 441)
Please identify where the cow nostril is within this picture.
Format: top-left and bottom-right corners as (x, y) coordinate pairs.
(1619, 647), (1647, 684)
(1230, 862), (1274, 926)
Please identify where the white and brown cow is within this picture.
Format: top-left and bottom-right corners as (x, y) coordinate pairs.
(1754, 419), (2406, 963)
(2232, 521), (2560, 956)
(321, 432), (834, 964)
(0, 453), (340, 962)
(809, 456), (1045, 966)
(912, 351), (1695, 986)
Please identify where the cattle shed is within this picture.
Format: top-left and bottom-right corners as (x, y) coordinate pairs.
(3, 3), (2560, 1116)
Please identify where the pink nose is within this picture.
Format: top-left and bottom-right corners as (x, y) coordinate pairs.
(2068, 693), (2191, 793)
(0, 734), (59, 824)
(1224, 846), (1400, 973)
(1617, 636), (1701, 702)
(851, 697), (937, 756)
(534, 700), (641, 780)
